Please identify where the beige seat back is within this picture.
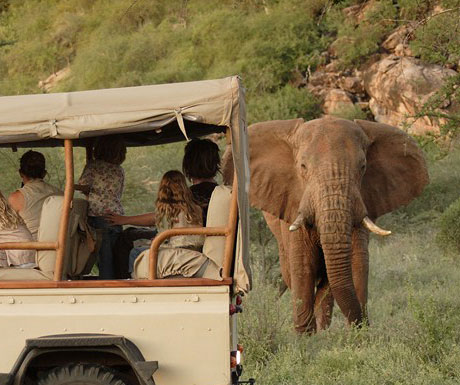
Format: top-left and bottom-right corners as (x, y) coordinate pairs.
(37, 196), (96, 278)
(0, 196), (95, 281)
(66, 198), (97, 278)
(202, 185), (232, 268)
(36, 195), (65, 276)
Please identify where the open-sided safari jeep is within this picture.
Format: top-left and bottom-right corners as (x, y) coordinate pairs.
(0, 76), (251, 385)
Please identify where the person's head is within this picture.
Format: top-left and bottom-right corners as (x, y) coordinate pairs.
(19, 150), (47, 180)
(0, 191), (23, 231)
(93, 135), (127, 165)
(156, 170), (202, 226)
(182, 138), (220, 182)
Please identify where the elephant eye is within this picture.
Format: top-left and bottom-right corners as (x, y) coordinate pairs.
(361, 164), (366, 173)
(301, 163), (306, 170)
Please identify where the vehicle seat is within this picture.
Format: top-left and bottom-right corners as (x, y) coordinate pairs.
(0, 196), (97, 280)
(133, 185), (233, 280)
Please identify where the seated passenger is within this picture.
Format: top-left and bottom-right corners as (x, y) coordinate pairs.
(182, 138), (221, 225)
(8, 150), (62, 240)
(107, 170), (204, 274)
(75, 135), (126, 280)
(0, 191), (36, 268)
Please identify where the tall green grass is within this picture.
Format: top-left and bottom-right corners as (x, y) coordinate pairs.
(240, 147), (460, 384)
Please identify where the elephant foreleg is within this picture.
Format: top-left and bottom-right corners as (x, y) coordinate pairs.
(314, 278), (334, 330)
(263, 211), (291, 288)
(280, 222), (316, 334)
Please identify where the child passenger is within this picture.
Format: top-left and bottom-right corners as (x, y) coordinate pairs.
(75, 135), (126, 279)
(106, 170), (204, 274)
(0, 191), (36, 268)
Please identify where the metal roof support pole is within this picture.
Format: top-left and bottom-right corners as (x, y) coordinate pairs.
(53, 139), (74, 281)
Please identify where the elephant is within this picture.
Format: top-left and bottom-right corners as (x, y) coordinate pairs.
(223, 117), (429, 333)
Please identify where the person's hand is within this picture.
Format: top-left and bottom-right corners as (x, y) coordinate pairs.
(105, 211), (127, 225)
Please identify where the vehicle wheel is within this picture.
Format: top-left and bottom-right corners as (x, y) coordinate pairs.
(38, 364), (128, 385)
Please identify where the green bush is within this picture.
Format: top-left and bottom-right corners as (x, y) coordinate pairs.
(329, 103), (368, 120)
(248, 85), (322, 123)
(398, 0), (437, 20)
(436, 196), (460, 254)
(410, 10), (460, 67)
(329, 0), (397, 67)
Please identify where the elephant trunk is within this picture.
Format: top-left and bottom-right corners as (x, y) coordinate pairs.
(319, 220), (362, 325)
(316, 175), (363, 325)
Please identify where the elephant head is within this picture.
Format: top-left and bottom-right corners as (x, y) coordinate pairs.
(240, 117), (429, 326)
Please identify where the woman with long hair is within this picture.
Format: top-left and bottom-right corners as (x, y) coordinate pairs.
(107, 170), (204, 274)
(0, 191), (36, 268)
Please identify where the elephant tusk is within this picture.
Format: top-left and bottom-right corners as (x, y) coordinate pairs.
(289, 214), (304, 232)
(362, 216), (391, 236)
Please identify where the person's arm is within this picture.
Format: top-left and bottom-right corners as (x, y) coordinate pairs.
(77, 163), (93, 196)
(8, 190), (25, 213)
(105, 212), (156, 226)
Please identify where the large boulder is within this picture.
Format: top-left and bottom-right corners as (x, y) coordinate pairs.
(363, 55), (458, 134)
(322, 89), (354, 114)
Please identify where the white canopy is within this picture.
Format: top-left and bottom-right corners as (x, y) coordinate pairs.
(0, 76), (251, 292)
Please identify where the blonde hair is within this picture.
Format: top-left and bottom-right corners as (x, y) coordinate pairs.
(155, 170), (202, 227)
(0, 191), (24, 231)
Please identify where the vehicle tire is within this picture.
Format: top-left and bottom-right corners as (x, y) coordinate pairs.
(38, 364), (129, 385)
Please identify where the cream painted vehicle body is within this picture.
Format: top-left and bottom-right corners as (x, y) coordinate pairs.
(0, 77), (251, 385)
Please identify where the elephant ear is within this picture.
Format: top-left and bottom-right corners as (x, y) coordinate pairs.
(355, 119), (429, 219)
(249, 119), (305, 223)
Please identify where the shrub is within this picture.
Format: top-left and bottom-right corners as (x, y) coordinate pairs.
(330, 0), (397, 67)
(436, 196), (460, 254)
(329, 103), (368, 120)
(410, 10), (460, 67)
(248, 85), (322, 123)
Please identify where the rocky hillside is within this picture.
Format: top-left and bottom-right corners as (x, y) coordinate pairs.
(0, 0), (458, 135)
(305, 2), (459, 135)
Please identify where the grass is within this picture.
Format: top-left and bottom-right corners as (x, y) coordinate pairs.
(239, 147), (460, 384)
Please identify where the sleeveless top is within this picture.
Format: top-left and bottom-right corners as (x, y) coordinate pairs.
(18, 179), (62, 240)
(0, 224), (36, 267)
(159, 211), (204, 250)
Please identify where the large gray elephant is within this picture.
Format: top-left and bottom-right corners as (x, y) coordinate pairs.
(223, 117), (428, 333)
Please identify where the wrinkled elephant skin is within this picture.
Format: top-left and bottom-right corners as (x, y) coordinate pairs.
(224, 117), (429, 333)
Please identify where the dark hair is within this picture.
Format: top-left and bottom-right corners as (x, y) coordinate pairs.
(19, 150), (46, 179)
(182, 138), (220, 180)
(93, 135), (127, 165)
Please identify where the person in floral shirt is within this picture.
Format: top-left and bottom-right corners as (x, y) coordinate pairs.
(76, 135), (126, 279)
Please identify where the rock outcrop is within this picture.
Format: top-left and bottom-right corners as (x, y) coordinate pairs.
(363, 56), (457, 134)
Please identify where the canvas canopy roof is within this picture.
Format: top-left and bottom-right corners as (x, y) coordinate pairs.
(0, 75), (251, 292)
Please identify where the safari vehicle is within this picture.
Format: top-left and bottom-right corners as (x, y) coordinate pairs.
(0, 76), (251, 385)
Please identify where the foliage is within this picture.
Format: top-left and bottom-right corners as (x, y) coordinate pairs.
(248, 85), (322, 123)
(0, 0), (327, 123)
(327, 0), (397, 67)
(328, 103), (368, 120)
(398, 0), (438, 20)
(407, 6), (460, 140)
(436, 196), (460, 254)
(410, 8), (460, 67)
